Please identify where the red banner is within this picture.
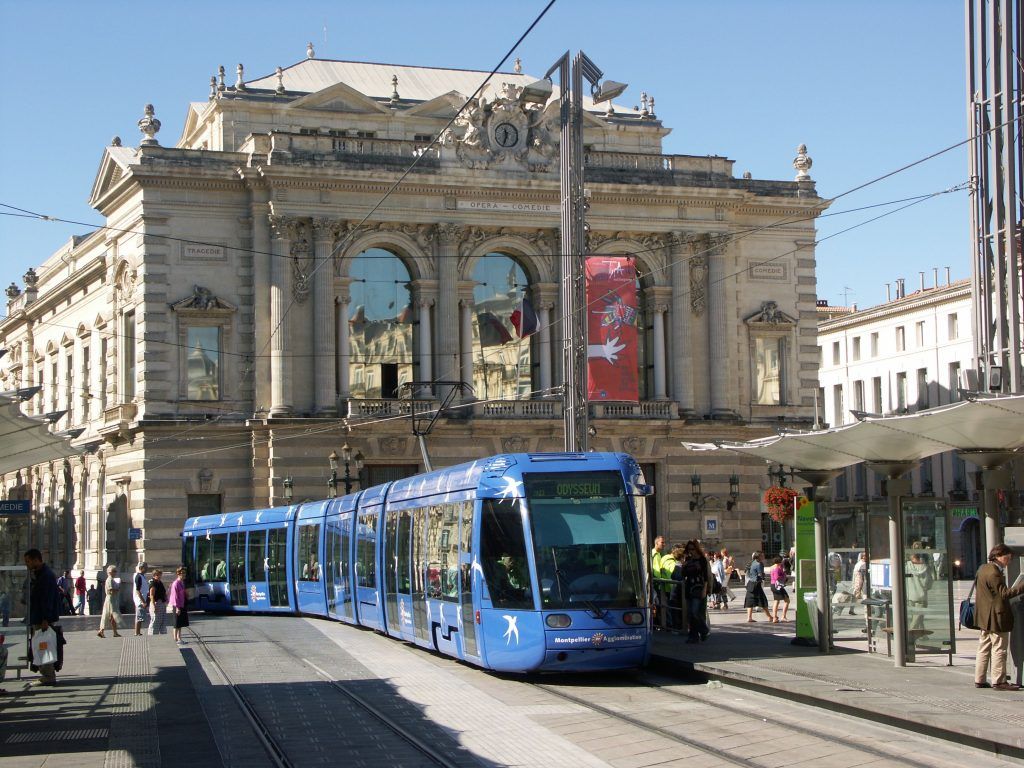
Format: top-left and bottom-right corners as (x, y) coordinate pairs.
(586, 256), (639, 402)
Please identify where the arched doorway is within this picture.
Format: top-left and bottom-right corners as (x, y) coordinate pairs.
(471, 254), (533, 400)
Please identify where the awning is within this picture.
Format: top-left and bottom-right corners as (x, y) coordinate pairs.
(683, 394), (1024, 470)
(0, 392), (81, 475)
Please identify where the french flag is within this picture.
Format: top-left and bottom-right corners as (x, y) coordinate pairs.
(510, 295), (538, 338)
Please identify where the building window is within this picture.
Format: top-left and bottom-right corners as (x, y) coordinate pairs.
(64, 351), (73, 425)
(896, 371), (908, 411)
(916, 367), (928, 408)
(870, 332), (879, 357)
(872, 376), (883, 413)
(948, 312), (959, 340)
(832, 384), (844, 425)
(753, 337), (783, 405)
(832, 341), (840, 365)
(472, 254), (533, 401)
(348, 249), (414, 399)
(81, 345), (91, 422)
(949, 362), (962, 402)
(817, 386), (826, 424)
(895, 326), (905, 352)
(186, 493), (221, 518)
(852, 337), (861, 361)
(915, 321), (926, 347)
(99, 337), (108, 412)
(186, 327), (221, 400)
(122, 311), (136, 401)
(50, 359), (58, 413)
(817, 345), (823, 365)
(853, 380), (865, 412)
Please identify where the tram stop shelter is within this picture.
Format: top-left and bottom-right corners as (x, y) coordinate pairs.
(0, 387), (82, 677)
(684, 392), (1024, 667)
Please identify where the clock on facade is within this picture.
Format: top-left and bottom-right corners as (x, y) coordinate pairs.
(494, 122), (519, 148)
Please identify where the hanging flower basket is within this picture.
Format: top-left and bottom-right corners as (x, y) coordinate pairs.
(763, 486), (798, 523)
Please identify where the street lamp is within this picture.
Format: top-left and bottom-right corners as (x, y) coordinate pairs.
(283, 476), (293, 502)
(526, 51), (626, 452)
(330, 444), (365, 496)
(327, 450), (339, 498)
(727, 474), (740, 511)
(689, 473), (702, 511)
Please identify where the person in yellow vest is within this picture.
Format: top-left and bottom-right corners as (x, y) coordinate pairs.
(650, 536), (666, 627)
(659, 545), (682, 630)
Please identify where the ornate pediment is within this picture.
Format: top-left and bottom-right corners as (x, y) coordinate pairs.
(288, 81), (390, 114)
(440, 83), (559, 171)
(89, 145), (138, 210)
(744, 300), (797, 327)
(170, 285), (237, 314)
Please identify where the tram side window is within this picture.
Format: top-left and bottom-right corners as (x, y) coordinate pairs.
(248, 530), (267, 582)
(198, 534), (228, 582)
(297, 523), (321, 581)
(426, 504), (459, 601)
(479, 499), (533, 609)
(183, 538), (196, 587)
(396, 510), (411, 594)
(356, 511), (377, 588)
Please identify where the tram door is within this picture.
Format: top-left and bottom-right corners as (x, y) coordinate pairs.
(267, 526), (289, 608)
(229, 533), (248, 607)
(246, 530), (268, 609)
(459, 500), (478, 658)
(384, 509), (413, 639)
(354, 508), (381, 629)
(411, 508), (429, 643)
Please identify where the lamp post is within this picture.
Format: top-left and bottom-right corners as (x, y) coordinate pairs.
(330, 444), (365, 497)
(283, 476), (293, 502)
(327, 451), (338, 499)
(523, 53), (626, 452)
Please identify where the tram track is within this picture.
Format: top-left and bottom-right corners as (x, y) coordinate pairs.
(188, 622), (462, 768)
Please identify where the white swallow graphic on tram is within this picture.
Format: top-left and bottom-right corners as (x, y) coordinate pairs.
(255, 511), (263, 523)
(502, 614), (520, 646)
(496, 477), (523, 500)
(219, 514), (228, 526)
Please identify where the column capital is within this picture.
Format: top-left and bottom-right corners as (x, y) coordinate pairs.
(311, 217), (345, 241)
(268, 214), (300, 240)
(436, 222), (463, 245)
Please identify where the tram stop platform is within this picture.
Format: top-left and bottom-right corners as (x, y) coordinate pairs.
(649, 600), (1024, 761)
(0, 607), (1021, 766)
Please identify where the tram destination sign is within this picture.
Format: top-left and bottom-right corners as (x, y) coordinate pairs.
(523, 472), (623, 499)
(0, 499), (31, 515)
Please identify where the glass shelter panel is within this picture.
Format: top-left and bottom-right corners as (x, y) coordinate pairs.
(901, 500), (953, 658)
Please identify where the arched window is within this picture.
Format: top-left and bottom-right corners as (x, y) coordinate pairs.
(347, 249), (414, 399)
(472, 255), (533, 401)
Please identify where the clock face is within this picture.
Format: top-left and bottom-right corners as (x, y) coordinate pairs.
(494, 122), (519, 148)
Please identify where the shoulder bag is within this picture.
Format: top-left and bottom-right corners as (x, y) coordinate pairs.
(958, 577), (978, 630)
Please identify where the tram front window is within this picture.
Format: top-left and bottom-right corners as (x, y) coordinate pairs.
(524, 471), (642, 609)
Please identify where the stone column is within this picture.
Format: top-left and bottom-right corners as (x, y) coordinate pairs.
(336, 281), (351, 401)
(652, 306), (667, 400)
(418, 297), (433, 390)
(250, 184), (271, 412)
(707, 234), (731, 416)
(460, 298), (474, 400)
(311, 218), (338, 415)
(268, 216), (294, 416)
(669, 233), (695, 414)
(435, 224), (462, 399)
(532, 283), (558, 398)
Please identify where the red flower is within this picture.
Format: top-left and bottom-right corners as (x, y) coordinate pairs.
(763, 486), (798, 523)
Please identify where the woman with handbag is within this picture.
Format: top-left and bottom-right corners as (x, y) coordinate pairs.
(97, 565), (122, 638)
(169, 567), (190, 644)
(744, 552), (774, 623)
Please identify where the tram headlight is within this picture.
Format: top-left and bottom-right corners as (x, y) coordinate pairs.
(622, 611), (644, 626)
(545, 614), (572, 629)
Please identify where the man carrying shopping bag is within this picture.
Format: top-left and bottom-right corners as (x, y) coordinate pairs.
(23, 549), (63, 687)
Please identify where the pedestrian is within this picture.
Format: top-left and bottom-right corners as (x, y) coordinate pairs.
(769, 556), (790, 622)
(74, 570), (87, 615)
(744, 552), (774, 622)
(133, 562), (150, 635)
(673, 540), (711, 643)
(97, 565), (122, 638)
(974, 544), (1024, 690)
(709, 552), (726, 609)
(23, 548), (63, 687)
(660, 545), (682, 630)
(147, 570), (167, 635)
(650, 535), (666, 626)
(905, 549), (933, 630)
(850, 552), (868, 615)
(55, 573), (73, 618)
(169, 566), (189, 644)
(720, 549), (735, 608)
(0, 588), (9, 627)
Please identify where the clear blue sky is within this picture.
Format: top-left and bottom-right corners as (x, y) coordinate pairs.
(0, 1), (968, 313)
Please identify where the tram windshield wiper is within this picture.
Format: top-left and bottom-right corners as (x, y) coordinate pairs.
(584, 600), (608, 619)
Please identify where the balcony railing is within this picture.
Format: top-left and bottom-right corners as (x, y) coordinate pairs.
(345, 398), (677, 420)
(345, 398), (437, 418)
(103, 402), (137, 425)
(591, 401), (678, 419)
(270, 132), (440, 166)
(585, 151), (734, 176)
(473, 400), (562, 418)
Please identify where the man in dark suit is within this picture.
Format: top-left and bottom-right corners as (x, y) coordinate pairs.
(974, 543), (1024, 690)
(23, 549), (63, 687)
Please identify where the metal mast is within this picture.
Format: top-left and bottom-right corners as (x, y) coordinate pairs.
(967, 0), (1024, 392)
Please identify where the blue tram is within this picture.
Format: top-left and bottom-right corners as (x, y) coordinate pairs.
(181, 452), (653, 673)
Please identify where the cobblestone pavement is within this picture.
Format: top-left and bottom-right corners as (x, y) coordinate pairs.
(0, 610), (1020, 767)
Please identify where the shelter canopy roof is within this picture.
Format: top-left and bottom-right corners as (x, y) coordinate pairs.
(0, 392), (80, 476)
(683, 395), (1024, 470)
